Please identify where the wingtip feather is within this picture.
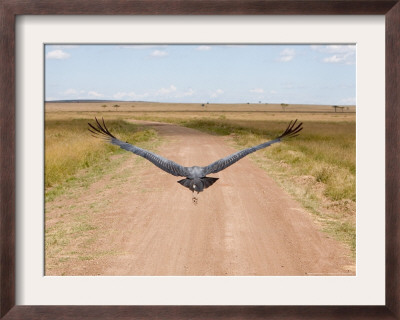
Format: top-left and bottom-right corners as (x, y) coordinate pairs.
(277, 119), (303, 140)
(88, 117), (117, 140)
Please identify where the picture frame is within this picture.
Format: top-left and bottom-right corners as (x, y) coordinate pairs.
(1, 1), (399, 319)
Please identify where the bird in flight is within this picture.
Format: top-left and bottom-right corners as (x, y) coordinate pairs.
(88, 118), (303, 204)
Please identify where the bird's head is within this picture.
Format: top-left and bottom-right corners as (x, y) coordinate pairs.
(191, 179), (204, 193)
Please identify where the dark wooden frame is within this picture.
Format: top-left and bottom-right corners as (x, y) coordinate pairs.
(1, 0), (399, 319)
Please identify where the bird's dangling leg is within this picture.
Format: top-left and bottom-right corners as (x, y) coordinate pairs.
(192, 191), (198, 205)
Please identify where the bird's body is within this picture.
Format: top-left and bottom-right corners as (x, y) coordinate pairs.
(89, 118), (303, 204)
(185, 166), (204, 179)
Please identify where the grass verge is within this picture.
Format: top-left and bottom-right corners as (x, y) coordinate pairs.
(45, 118), (158, 201)
(132, 115), (356, 256)
(45, 117), (161, 274)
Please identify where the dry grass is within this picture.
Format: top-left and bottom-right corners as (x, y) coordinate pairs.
(45, 116), (158, 200)
(46, 101), (355, 114)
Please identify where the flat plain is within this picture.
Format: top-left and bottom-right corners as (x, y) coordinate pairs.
(45, 102), (356, 276)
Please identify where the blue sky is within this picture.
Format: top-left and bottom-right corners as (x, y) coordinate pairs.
(45, 44), (356, 105)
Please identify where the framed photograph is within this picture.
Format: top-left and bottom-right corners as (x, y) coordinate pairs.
(1, 1), (399, 319)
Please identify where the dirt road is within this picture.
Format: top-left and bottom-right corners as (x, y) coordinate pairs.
(48, 120), (354, 276)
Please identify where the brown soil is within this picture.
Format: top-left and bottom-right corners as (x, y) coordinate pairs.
(46, 120), (355, 276)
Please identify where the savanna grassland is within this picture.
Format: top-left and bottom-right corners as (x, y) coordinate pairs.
(45, 102), (356, 273)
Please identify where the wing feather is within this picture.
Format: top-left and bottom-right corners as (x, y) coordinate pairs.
(202, 120), (303, 175)
(88, 118), (189, 177)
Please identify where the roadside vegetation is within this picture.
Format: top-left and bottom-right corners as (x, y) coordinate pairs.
(45, 116), (160, 273)
(45, 117), (158, 201)
(129, 113), (356, 255)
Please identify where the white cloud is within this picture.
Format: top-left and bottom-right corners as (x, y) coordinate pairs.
(113, 92), (134, 100)
(60, 88), (106, 99)
(311, 45), (355, 65)
(88, 91), (104, 98)
(175, 88), (195, 98)
(157, 85), (177, 95)
(197, 45), (211, 51)
(113, 91), (149, 100)
(185, 88), (195, 96)
(157, 86), (195, 99)
(323, 52), (355, 65)
(63, 88), (78, 95)
(250, 88), (264, 93)
(113, 92), (127, 100)
(323, 55), (343, 63)
(211, 89), (224, 98)
(113, 85), (193, 101)
(46, 49), (70, 60)
(278, 49), (295, 62)
(150, 50), (168, 57)
(311, 45), (355, 54)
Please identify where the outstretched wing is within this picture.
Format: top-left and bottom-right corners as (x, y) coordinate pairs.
(88, 118), (190, 177)
(201, 119), (303, 175)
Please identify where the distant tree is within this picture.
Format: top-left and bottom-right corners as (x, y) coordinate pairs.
(101, 104), (107, 109)
(201, 104), (205, 107)
(207, 102), (209, 104)
(259, 101), (261, 104)
(281, 103), (288, 112)
(113, 104), (120, 111)
(332, 105), (344, 113)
